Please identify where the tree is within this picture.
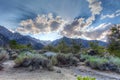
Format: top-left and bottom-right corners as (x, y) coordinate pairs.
(27, 43), (33, 49)
(56, 40), (70, 53)
(9, 40), (32, 50)
(71, 39), (83, 54)
(89, 41), (105, 54)
(9, 40), (17, 49)
(89, 41), (99, 50)
(108, 25), (120, 57)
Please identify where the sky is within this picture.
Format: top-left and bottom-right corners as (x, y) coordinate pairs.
(0, 0), (120, 41)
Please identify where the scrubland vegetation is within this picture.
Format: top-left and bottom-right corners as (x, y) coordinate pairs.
(0, 25), (120, 80)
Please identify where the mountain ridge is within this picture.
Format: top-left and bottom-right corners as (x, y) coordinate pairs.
(0, 25), (107, 49)
(0, 26), (44, 49)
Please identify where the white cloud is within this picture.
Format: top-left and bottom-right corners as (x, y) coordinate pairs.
(101, 10), (120, 20)
(83, 23), (112, 42)
(61, 0), (103, 38)
(85, 0), (103, 27)
(16, 0), (111, 42)
(17, 13), (65, 34)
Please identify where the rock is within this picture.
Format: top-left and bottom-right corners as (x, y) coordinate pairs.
(80, 58), (86, 62)
(56, 69), (61, 73)
(24, 51), (32, 55)
(38, 50), (47, 54)
(11, 53), (18, 59)
(74, 54), (80, 60)
(87, 49), (97, 56)
(43, 52), (57, 58)
(0, 64), (4, 70)
(98, 63), (108, 71)
(74, 73), (77, 77)
(107, 63), (117, 71)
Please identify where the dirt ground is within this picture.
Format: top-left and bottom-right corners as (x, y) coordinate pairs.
(0, 61), (120, 80)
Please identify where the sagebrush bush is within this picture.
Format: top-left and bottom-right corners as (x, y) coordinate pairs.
(0, 49), (9, 63)
(0, 49), (9, 70)
(77, 76), (96, 80)
(14, 52), (53, 70)
(87, 57), (108, 70)
(80, 54), (120, 72)
(50, 56), (58, 66)
(56, 53), (79, 66)
(109, 56), (120, 68)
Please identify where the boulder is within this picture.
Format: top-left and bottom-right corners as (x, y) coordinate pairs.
(56, 69), (61, 73)
(43, 52), (57, 58)
(87, 49), (97, 56)
(0, 64), (4, 70)
(21, 58), (32, 67)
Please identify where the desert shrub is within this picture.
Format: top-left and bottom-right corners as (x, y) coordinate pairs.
(50, 56), (58, 66)
(107, 25), (120, 57)
(80, 54), (91, 60)
(14, 52), (53, 70)
(77, 76), (96, 80)
(14, 52), (32, 66)
(109, 56), (120, 68)
(0, 50), (8, 62)
(0, 49), (9, 70)
(87, 57), (108, 70)
(80, 54), (120, 72)
(56, 53), (72, 66)
(89, 42), (106, 55)
(56, 53), (79, 66)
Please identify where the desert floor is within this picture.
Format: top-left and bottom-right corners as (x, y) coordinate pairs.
(0, 60), (120, 80)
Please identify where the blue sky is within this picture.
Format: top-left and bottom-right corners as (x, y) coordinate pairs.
(0, 0), (120, 41)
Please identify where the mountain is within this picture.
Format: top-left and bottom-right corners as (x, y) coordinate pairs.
(0, 26), (44, 49)
(40, 40), (52, 46)
(51, 37), (107, 47)
(0, 25), (107, 49)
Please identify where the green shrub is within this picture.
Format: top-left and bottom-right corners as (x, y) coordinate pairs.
(107, 26), (120, 57)
(14, 52), (32, 65)
(14, 52), (53, 70)
(0, 49), (9, 70)
(0, 49), (9, 63)
(77, 76), (96, 80)
(109, 56), (120, 68)
(80, 54), (91, 60)
(56, 53), (79, 66)
(9, 40), (32, 50)
(89, 42), (105, 55)
(50, 56), (58, 66)
(87, 57), (108, 70)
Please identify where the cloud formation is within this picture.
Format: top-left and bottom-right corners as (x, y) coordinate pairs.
(61, 0), (103, 38)
(83, 23), (112, 42)
(86, 0), (103, 27)
(16, 0), (111, 42)
(17, 13), (65, 34)
(101, 10), (120, 20)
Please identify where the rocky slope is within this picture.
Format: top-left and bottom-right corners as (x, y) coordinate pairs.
(0, 26), (44, 49)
